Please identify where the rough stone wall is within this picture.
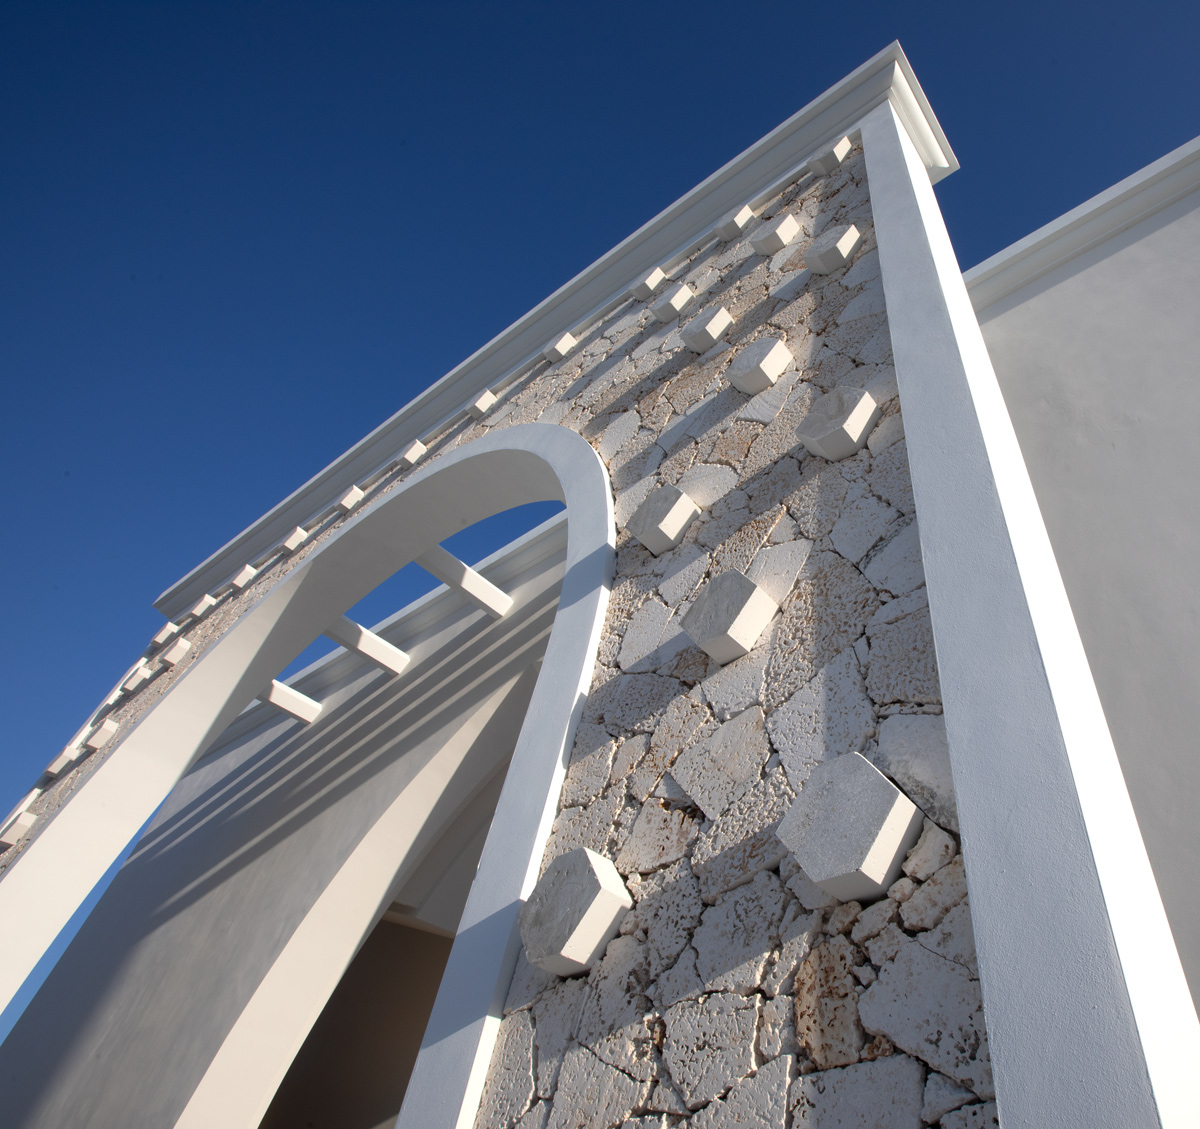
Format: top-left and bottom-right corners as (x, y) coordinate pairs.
(469, 147), (997, 1128)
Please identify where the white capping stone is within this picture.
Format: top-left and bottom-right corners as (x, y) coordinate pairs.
(152, 621), (181, 647)
(680, 307), (733, 354)
(186, 593), (218, 621)
(85, 717), (120, 750)
(544, 332), (577, 363)
(776, 752), (924, 902)
(650, 282), (694, 323)
(336, 484), (366, 514)
(122, 663), (151, 693)
(280, 526), (309, 554)
(230, 564), (258, 591)
(468, 388), (499, 419)
(715, 203), (754, 241)
(0, 811), (37, 848)
(631, 266), (667, 299)
(725, 338), (792, 395)
(795, 387), (881, 461)
(682, 570), (779, 665)
(518, 847), (632, 976)
(806, 135), (853, 175)
(397, 440), (427, 469)
(160, 637), (192, 667)
(804, 224), (865, 273)
(258, 679), (323, 724)
(626, 485), (702, 556)
(750, 213), (801, 256)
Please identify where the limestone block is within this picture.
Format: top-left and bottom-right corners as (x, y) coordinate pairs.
(725, 337), (792, 396)
(767, 648), (874, 790)
(473, 1010), (535, 1129)
(795, 387), (880, 461)
(780, 856), (838, 911)
(576, 933), (651, 1048)
(922, 1072), (978, 1123)
(762, 905), (823, 996)
(745, 538), (812, 604)
(626, 485), (701, 556)
(751, 213), (801, 256)
(807, 135), (852, 175)
(504, 950), (557, 1015)
(658, 545), (709, 608)
(631, 266), (666, 299)
(829, 486), (898, 564)
(397, 439), (427, 469)
(531, 978), (588, 1095)
(699, 623), (772, 720)
(838, 281), (887, 324)
(776, 752), (924, 902)
(336, 484), (365, 514)
(887, 875), (917, 903)
(942, 1101), (1000, 1129)
(692, 871), (787, 993)
(793, 934), (866, 1068)
(865, 606), (940, 706)
(850, 896), (899, 945)
(900, 855), (967, 932)
(545, 1046), (646, 1129)
(663, 992), (760, 1108)
(866, 411), (904, 455)
(560, 724), (617, 808)
(622, 857), (702, 979)
(160, 637), (191, 667)
(671, 705), (769, 819)
(682, 570), (779, 665)
(903, 818), (956, 881)
(676, 463), (738, 508)
(917, 900), (978, 976)
(650, 282), (694, 323)
(614, 803), (697, 875)
(715, 203), (754, 241)
(825, 901), (862, 936)
(514, 1102), (549, 1129)
(543, 332), (577, 363)
(519, 847), (633, 975)
(792, 1052), (925, 1126)
(858, 938), (993, 1097)
(617, 599), (688, 674)
(758, 996), (800, 1059)
(187, 593), (218, 620)
(259, 679), (322, 724)
(84, 717), (120, 750)
(804, 224), (865, 274)
(691, 1054), (792, 1129)
(862, 520), (925, 596)
(152, 621), (181, 647)
(280, 526), (309, 554)
(681, 306), (733, 353)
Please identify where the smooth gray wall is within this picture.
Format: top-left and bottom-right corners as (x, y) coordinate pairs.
(973, 187), (1200, 1005)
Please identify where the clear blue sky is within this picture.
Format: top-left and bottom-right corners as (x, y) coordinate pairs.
(1, 0), (1196, 816)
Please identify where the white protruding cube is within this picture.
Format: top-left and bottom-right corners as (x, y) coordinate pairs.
(795, 387), (881, 461)
(751, 213), (801, 256)
(630, 266), (666, 299)
(397, 440), (427, 470)
(280, 526), (309, 554)
(160, 638), (192, 667)
(152, 621), (181, 647)
(776, 752), (925, 901)
(519, 847), (633, 976)
(650, 282), (694, 323)
(804, 224), (864, 274)
(85, 717), (120, 750)
(0, 811), (37, 848)
(681, 306), (733, 353)
(544, 332), (577, 363)
(187, 594), (218, 621)
(231, 564), (258, 591)
(626, 485), (701, 556)
(725, 337), (793, 395)
(122, 664), (151, 693)
(46, 749), (78, 778)
(336, 485), (365, 514)
(807, 135), (853, 176)
(681, 570), (779, 665)
(715, 203), (754, 241)
(468, 389), (498, 419)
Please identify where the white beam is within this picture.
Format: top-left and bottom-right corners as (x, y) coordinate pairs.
(257, 680), (322, 725)
(416, 545), (513, 619)
(322, 616), (410, 676)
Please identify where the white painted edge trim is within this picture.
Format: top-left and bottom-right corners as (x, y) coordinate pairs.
(863, 100), (1200, 1127)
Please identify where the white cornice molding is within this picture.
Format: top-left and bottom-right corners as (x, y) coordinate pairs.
(154, 41), (955, 619)
(966, 133), (1200, 313)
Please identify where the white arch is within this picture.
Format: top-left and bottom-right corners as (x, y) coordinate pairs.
(0, 424), (615, 1127)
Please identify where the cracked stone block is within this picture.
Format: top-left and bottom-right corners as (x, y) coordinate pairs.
(682, 570), (779, 665)
(631, 266), (666, 299)
(917, 900), (978, 976)
(546, 1045), (646, 1129)
(681, 306), (734, 353)
(397, 439), (426, 468)
(659, 545), (709, 608)
(776, 752), (924, 902)
(651, 282), (694, 323)
(900, 855), (967, 932)
(622, 857), (702, 979)
(850, 897), (899, 945)
(794, 934), (865, 1068)
(505, 950), (557, 1015)
(473, 1010), (535, 1129)
(942, 1101), (1000, 1129)
(745, 539), (812, 605)
(715, 203), (754, 241)
(560, 724), (617, 808)
(758, 996), (799, 1060)
(692, 870), (787, 993)
(867, 411), (904, 455)
(336, 484), (365, 513)
(866, 606), (940, 706)
(830, 486), (898, 564)
(923, 1072), (978, 1123)
(664, 992), (760, 1108)
(691, 1053), (792, 1128)
(862, 520), (925, 596)
(807, 135), (853, 175)
(617, 599), (688, 674)
(804, 224), (865, 273)
(751, 213), (801, 256)
(615, 802), (698, 875)
(903, 818), (956, 881)
(626, 485), (702, 556)
(792, 1051), (924, 1126)
(544, 332), (577, 363)
(671, 705), (770, 819)
(725, 337), (792, 395)
(676, 463), (738, 508)
(160, 638), (192, 667)
(763, 905), (823, 996)
(519, 847), (633, 975)
(859, 938), (993, 1097)
(795, 387), (881, 461)
(515, 1102), (549, 1129)
(532, 977), (587, 1096)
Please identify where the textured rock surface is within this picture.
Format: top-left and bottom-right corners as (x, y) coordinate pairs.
(870, 713), (958, 833)
(792, 1052), (924, 1126)
(664, 993), (760, 1108)
(690, 1054), (793, 1128)
(474, 1010), (536, 1129)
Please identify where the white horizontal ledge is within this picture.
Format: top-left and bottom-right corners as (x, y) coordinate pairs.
(257, 680), (322, 725)
(322, 616), (411, 676)
(416, 545), (514, 619)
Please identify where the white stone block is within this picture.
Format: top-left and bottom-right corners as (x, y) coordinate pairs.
(750, 213), (800, 256)
(804, 223), (865, 273)
(45, 749), (78, 778)
(122, 663), (151, 693)
(630, 266), (666, 299)
(230, 564), (258, 591)
(715, 203), (754, 241)
(725, 338), (792, 395)
(152, 621), (181, 647)
(0, 811), (37, 848)
(186, 594), (217, 620)
(806, 135), (852, 175)
(397, 440), (427, 469)
(626, 485), (701, 556)
(468, 389), (498, 419)
(336, 484), (365, 514)
(85, 717), (120, 750)
(280, 526), (309, 554)
(681, 570), (779, 665)
(543, 332), (577, 363)
(681, 307), (733, 353)
(160, 637), (192, 667)
(259, 679), (323, 724)
(795, 387), (881, 461)
(776, 751), (924, 902)
(650, 283), (694, 323)
(671, 706), (769, 819)
(518, 847), (632, 976)
(324, 616), (410, 676)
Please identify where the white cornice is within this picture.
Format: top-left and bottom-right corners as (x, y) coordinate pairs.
(966, 133), (1200, 313)
(155, 41), (955, 619)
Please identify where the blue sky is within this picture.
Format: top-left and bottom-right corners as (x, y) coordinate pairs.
(1, 0), (1196, 817)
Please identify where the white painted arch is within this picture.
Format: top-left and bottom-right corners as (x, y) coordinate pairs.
(0, 423), (615, 1129)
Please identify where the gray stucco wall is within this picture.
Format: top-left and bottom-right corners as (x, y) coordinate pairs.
(973, 187), (1200, 1004)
